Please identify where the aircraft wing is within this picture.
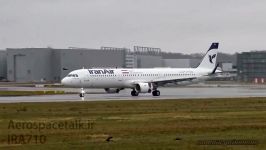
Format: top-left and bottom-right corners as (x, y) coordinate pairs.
(151, 77), (197, 86)
(129, 77), (199, 86)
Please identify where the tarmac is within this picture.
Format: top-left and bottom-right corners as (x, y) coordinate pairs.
(1, 84), (266, 103)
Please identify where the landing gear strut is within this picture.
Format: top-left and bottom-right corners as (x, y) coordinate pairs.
(131, 90), (139, 96)
(79, 88), (85, 100)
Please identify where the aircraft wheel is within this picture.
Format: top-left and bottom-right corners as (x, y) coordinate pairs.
(131, 90), (139, 96)
(79, 93), (85, 97)
(79, 88), (85, 97)
(152, 90), (160, 96)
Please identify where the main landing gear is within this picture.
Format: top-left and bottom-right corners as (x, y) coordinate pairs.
(130, 89), (160, 96)
(152, 90), (160, 96)
(131, 90), (139, 96)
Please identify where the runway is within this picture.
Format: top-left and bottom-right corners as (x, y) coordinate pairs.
(1, 85), (266, 103)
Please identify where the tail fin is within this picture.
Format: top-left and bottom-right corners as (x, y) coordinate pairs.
(197, 43), (219, 70)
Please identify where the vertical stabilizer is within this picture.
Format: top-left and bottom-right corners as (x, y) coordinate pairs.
(197, 43), (219, 70)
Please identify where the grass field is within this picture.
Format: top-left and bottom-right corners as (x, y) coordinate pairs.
(0, 97), (266, 150)
(0, 91), (65, 96)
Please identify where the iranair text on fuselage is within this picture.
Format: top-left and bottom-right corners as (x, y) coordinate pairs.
(88, 69), (114, 74)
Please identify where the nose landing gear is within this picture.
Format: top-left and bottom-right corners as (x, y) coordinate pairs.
(79, 88), (85, 100)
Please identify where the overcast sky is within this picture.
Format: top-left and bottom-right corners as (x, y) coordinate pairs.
(0, 0), (266, 53)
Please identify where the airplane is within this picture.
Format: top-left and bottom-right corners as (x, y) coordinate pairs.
(61, 43), (219, 97)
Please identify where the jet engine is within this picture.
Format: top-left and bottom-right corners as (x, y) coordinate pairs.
(104, 88), (120, 93)
(136, 83), (152, 93)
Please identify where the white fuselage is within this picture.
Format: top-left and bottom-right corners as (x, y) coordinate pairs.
(61, 67), (211, 88)
(61, 43), (219, 97)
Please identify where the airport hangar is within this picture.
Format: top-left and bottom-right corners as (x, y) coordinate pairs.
(0, 47), (201, 83)
(0, 50), (7, 80)
(4, 47), (266, 83)
(237, 51), (266, 83)
(3, 47), (266, 83)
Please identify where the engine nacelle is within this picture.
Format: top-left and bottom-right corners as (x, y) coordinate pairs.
(104, 88), (120, 93)
(136, 83), (151, 93)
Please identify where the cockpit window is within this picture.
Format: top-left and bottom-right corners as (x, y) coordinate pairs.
(67, 74), (78, 77)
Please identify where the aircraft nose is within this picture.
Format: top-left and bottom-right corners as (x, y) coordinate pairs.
(61, 77), (70, 86)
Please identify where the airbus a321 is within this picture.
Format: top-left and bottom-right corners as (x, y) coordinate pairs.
(61, 43), (219, 97)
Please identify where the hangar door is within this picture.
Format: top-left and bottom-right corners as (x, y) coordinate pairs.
(14, 55), (28, 82)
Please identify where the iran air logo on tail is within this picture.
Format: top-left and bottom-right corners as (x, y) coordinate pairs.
(209, 54), (216, 63)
